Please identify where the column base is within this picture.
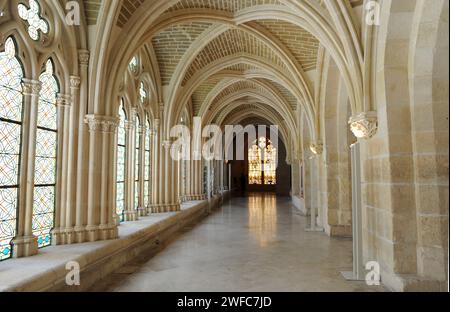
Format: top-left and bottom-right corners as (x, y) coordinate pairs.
(124, 210), (138, 221)
(51, 225), (118, 245)
(305, 227), (324, 232)
(151, 203), (181, 213)
(52, 227), (77, 245)
(112, 213), (121, 226)
(138, 207), (147, 217)
(12, 235), (38, 258)
(184, 194), (207, 201)
(84, 224), (118, 242)
(74, 226), (87, 243)
(99, 224), (119, 240)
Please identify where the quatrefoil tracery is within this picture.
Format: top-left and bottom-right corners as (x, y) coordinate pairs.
(18, 0), (49, 41)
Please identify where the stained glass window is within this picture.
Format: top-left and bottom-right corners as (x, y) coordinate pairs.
(18, 0), (49, 41)
(144, 119), (151, 209)
(135, 115), (140, 210)
(248, 144), (262, 185)
(0, 37), (23, 260)
(116, 101), (126, 222)
(33, 59), (58, 248)
(129, 56), (138, 71)
(263, 141), (277, 185)
(139, 82), (147, 103)
(248, 137), (277, 185)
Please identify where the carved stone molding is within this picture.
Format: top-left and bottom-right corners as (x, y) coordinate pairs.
(70, 76), (81, 89)
(124, 120), (135, 130)
(56, 93), (72, 108)
(138, 125), (146, 134)
(309, 141), (323, 155)
(78, 49), (90, 66)
(154, 119), (160, 130)
(0, 32), (5, 49)
(349, 111), (378, 139)
(162, 140), (172, 150)
(159, 103), (165, 119)
(22, 79), (41, 96)
(84, 114), (119, 133)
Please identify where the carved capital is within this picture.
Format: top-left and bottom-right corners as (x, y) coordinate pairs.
(124, 120), (135, 130)
(349, 111), (378, 139)
(70, 76), (81, 89)
(56, 93), (72, 108)
(138, 125), (146, 134)
(22, 79), (41, 96)
(162, 140), (172, 150)
(285, 157), (292, 166)
(85, 114), (119, 133)
(309, 141), (323, 155)
(78, 49), (90, 66)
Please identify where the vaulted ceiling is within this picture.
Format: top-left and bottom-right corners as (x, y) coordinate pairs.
(85, 0), (331, 130)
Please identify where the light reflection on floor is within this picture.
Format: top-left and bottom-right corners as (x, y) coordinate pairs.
(90, 194), (386, 292)
(247, 193), (277, 247)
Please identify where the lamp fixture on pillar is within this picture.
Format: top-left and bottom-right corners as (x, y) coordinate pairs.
(349, 111), (378, 139)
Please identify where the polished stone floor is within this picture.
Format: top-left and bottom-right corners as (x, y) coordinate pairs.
(91, 194), (385, 292)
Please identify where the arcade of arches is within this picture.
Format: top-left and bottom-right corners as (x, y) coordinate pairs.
(0, 0), (448, 292)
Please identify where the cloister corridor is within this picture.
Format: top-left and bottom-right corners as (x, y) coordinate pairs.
(89, 194), (384, 292)
(0, 0), (447, 294)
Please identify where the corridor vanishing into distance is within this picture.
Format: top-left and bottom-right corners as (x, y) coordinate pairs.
(91, 194), (383, 292)
(0, 0), (447, 293)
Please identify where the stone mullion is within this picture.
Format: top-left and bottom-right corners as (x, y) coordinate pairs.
(74, 50), (89, 242)
(12, 79), (41, 258)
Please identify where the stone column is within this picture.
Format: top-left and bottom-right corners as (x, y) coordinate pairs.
(65, 76), (81, 243)
(52, 93), (72, 245)
(123, 114), (138, 221)
(306, 142), (324, 232)
(84, 115), (120, 242)
(185, 150), (206, 200)
(74, 50), (90, 242)
(152, 140), (180, 212)
(220, 160), (225, 192)
(137, 124), (147, 217)
(291, 160), (300, 197)
(228, 163), (232, 190)
(148, 125), (157, 214)
(12, 79), (41, 258)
